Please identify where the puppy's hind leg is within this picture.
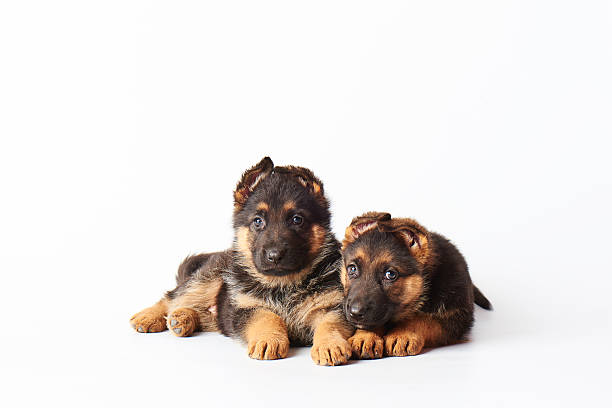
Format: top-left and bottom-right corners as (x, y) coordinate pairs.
(166, 277), (223, 337)
(130, 298), (168, 333)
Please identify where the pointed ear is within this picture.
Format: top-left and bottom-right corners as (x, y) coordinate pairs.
(273, 165), (327, 207)
(233, 157), (274, 210)
(378, 218), (432, 266)
(342, 212), (391, 249)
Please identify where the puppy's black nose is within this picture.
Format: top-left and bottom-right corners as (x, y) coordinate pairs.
(349, 302), (366, 320)
(265, 248), (284, 264)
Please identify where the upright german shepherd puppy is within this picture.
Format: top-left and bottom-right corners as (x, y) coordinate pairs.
(130, 157), (353, 366)
(340, 212), (491, 359)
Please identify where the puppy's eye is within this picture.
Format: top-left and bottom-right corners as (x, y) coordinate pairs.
(384, 269), (398, 281)
(291, 215), (303, 225)
(347, 264), (359, 278)
(253, 217), (265, 229)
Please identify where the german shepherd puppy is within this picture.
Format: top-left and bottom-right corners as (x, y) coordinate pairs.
(340, 212), (491, 359)
(130, 157), (353, 366)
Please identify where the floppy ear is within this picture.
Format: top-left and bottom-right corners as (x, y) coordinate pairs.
(273, 165), (327, 207)
(342, 212), (391, 249)
(377, 218), (432, 266)
(233, 157), (274, 210)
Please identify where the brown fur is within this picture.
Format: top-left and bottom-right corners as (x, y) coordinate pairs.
(387, 275), (425, 312)
(348, 328), (385, 359)
(341, 212), (491, 359)
(310, 312), (353, 366)
(299, 291), (346, 329)
(309, 224), (327, 257)
(384, 314), (443, 356)
(244, 309), (290, 360)
(282, 200), (296, 212)
(167, 307), (200, 337)
(167, 278), (223, 331)
(130, 299), (168, 333)
(131, 250), (231, 337)
(235, 225), (312, 287)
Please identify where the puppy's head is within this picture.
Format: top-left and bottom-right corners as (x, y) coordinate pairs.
(340, 212), (433, 329)
(232, 157), (331, 283)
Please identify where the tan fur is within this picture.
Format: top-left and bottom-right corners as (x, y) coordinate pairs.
(340, 264), (348, 293)
(244, 309), (290, 360)
(353, 247), (368, 263)
(282, 200), (295, 212)
(342, 211), (391, 249)
(342, 213), (434, 268)
(296, 291), (345, 329)
(310, 312), (353, 366)
(387, 274), (424, 307)
(256, 202), (269, 211)
(348, 328), (385, 359)
(372, 250), (393, 267)
(130, 299), (168, 333)
(233, 157), (274, 211)
(384, 314), (443, 356)
(167, 277), (223, 332)
(343, 222), (377, 249)
(309, 224), (327, 256)
(234, 293), (267, 309)
(167, 307), (200, 337)
(236, 225), (312, 287)
(381, 217), (433, 267)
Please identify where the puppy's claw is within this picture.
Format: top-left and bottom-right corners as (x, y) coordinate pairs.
(311, 337), (351, 366)
(348, 331), (384, 360)
(384, 331), (424, 356)
(247, 336), (290, 360)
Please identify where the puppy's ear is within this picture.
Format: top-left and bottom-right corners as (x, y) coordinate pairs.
(378, 218), (432, 266)
(233, 157), (274, 210)
(342, 212), (391, 249)
(273, 165), (327, 207)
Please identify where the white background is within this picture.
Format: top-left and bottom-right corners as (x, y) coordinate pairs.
(1, 1), (610, 407)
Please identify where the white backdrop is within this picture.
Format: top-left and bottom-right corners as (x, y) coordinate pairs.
(1, 1), (610, 407)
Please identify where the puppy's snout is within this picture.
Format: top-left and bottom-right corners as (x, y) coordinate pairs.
(348, 301), (367, 320)
(265, 248), (285, 264)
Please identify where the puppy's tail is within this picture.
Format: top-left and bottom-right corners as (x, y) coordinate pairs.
(473, 285), (492, 310)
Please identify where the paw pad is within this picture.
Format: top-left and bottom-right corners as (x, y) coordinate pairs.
(166, 308), (199, 337)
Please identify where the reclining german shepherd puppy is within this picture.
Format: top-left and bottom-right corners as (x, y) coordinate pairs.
(340, 212), (491, 359)
(130, 157), (353, 366)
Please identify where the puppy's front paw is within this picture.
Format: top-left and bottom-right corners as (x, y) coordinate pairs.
(247, 335), (290, 360)
(130, 307), (167, 333)
(348, 331), (384, 359)
(167, 308), (199, 337)
(384, 331), (424, 356)
(311, 336), (351, 366)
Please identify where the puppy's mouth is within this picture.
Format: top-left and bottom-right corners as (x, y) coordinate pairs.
(258, 267), (303, 276)
(352, 322), (377, 330)
(346, 317), (382, 331)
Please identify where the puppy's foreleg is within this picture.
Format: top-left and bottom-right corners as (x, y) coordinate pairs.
(348, 327), (385, 359)
(310, 311), (353, 366)
(384, 315), (443, 356)
(240, 308), (290, 360)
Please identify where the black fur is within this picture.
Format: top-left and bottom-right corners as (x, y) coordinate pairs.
(342, 213), (491, 352)
(217, 161), (351, 347)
